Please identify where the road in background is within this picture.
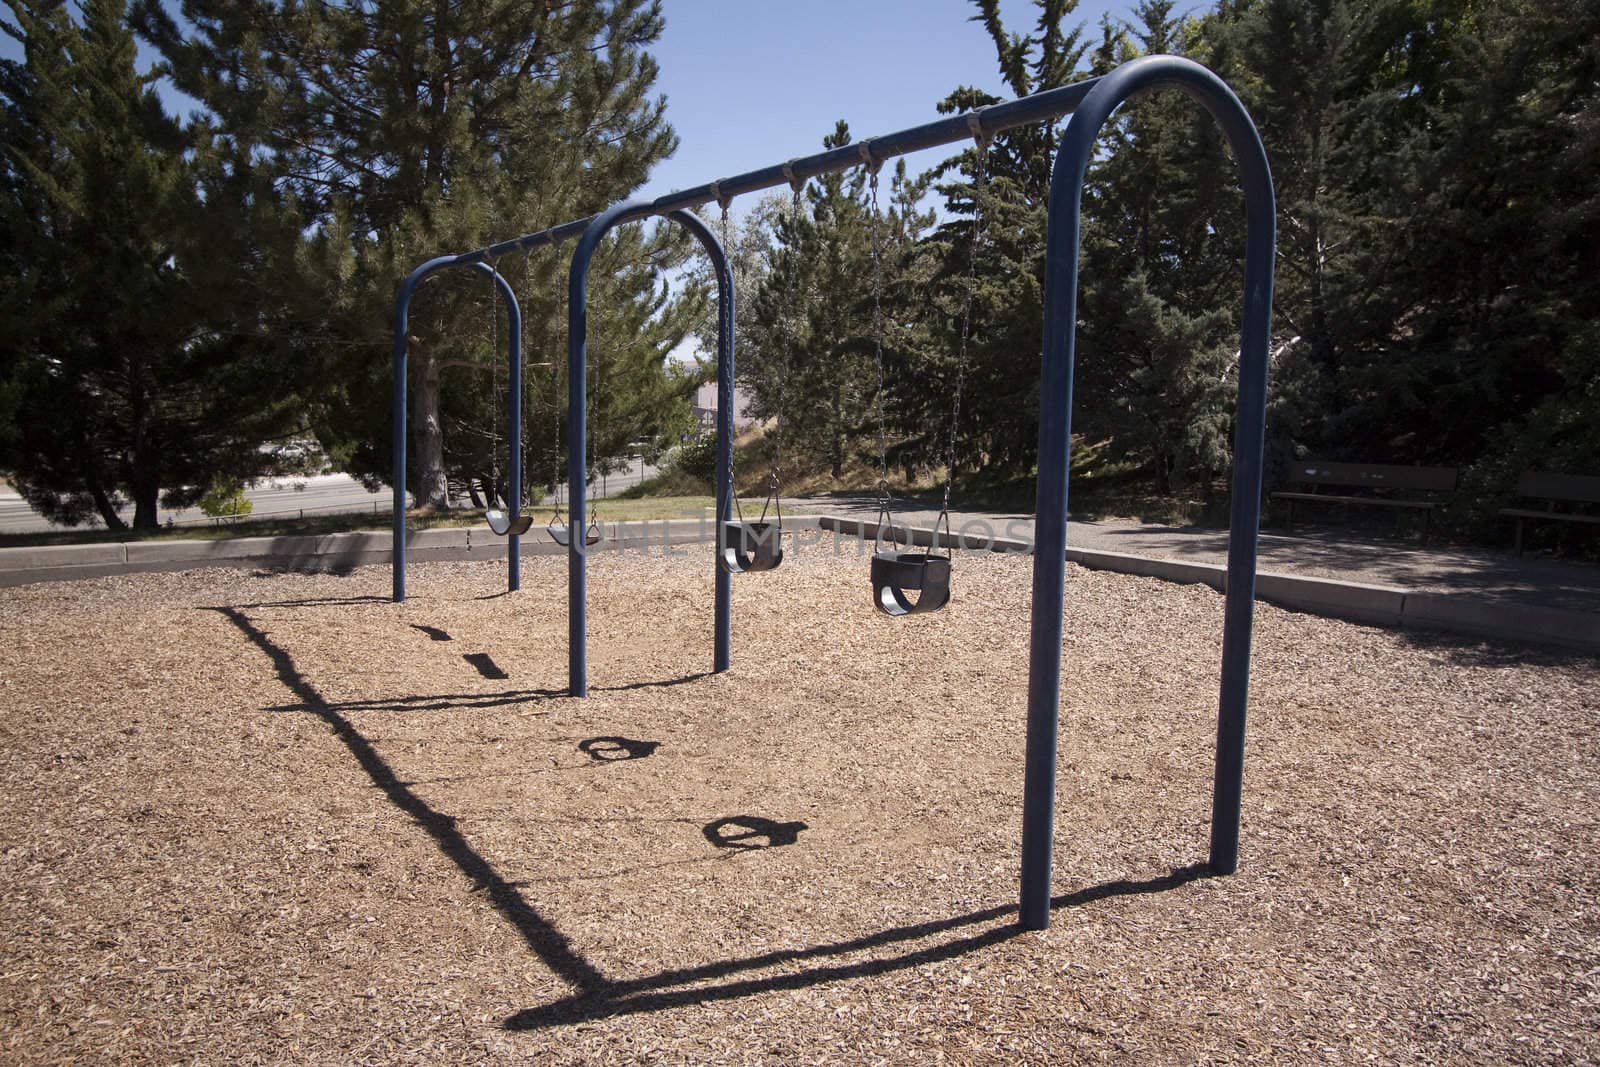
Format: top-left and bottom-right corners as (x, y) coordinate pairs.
(0, 458), (656, 534)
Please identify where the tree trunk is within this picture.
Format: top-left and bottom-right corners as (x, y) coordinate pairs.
(132, 480), (160, 530)
(84, 471), (127, 532)
(830, 382), (845, 478)
(411, 337), (452, 509)
(128, 353), (161, 529)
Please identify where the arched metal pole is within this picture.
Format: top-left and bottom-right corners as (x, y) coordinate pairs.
(486, 263), (526, 593)
(668, 209), (736, 675)
(566, 201), (737, 696)
(391, 258), (525, 601)
(1020, 54), (1276, 930)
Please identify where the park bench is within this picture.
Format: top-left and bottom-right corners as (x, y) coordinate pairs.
(1500, 471), (1600, 554)
(1272, 461), (1458, 541)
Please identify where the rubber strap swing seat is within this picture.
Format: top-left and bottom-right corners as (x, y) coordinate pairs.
(485, 509), (534, 536)
(547, 512), (602, 547)
(863, 117), (989, 619)
(870, 507), (952, 616)
(719, 492), (783, 574)
(721, 521), (782, 572)
(860, 144), (954, 619)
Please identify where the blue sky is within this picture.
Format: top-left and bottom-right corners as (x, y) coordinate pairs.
(640, 0), (1138, 208)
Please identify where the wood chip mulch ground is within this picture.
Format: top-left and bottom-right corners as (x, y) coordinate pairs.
(1, 540), (1596, 1064)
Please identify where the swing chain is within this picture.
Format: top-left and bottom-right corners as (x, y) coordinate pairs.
(487, 257), (502, 509)
(942, 125), (990, 523)
(865, 153), (895, 550)
(546, 246), (566, 527)
(715, 197), (749, 531)
(759, 182), (805, 529)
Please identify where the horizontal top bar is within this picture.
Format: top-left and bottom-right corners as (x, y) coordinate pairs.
(453, 75), (1102, 266)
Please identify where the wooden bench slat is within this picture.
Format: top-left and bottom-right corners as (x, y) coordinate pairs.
(1503, 474), (1600, 553)
(1499, 508), (1600, 524)
(1287, 461), (1458, 493)
(1275, 461), (1456, 541)
(1271, 492), (1438, 510)
(1515, 471), (1600, 504)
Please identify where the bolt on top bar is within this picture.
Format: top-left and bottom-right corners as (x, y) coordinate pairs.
(457, 75), (1103, 266)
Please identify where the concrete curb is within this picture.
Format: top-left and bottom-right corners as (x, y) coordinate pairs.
(0, 517), (829, 586)
(1068, 547), (1228, 592)
(3, 513), (1594, 653)
(1400, 591), (1600, 651)
(1255, 571), (1407, 628)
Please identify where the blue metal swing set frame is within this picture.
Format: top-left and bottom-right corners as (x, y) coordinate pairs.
(390, 55), (1276, 931)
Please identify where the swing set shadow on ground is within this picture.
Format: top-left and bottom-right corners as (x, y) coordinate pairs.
(213, 603), (1216, 1034)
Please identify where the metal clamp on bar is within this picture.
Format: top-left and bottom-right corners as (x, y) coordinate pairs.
(967, 111), (992, 149)
(709, 181), (730, 211)
(782, 161), (804, 193)
(856, 140), (880, 173)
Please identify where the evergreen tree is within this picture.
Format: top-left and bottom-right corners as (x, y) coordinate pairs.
(1213, 0), (1600, 499)
(0, 0), (304, 530)
(1342, 0), (1600, 473)
(136, 0), (697, 509)
(1074, 0), (1244, 497)
(1208, 0), (1408, 477)
(744, 124), (923, 482)
(921, 0), (1090, 487)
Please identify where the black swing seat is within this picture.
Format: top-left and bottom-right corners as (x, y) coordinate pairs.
(547, 521), (602, 547)
(719, 520), (783, 574)
(871, 550), (951, 616)
(485, 509), (534, 537)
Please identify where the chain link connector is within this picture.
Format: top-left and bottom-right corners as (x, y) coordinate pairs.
(856, 140), (880, 174)
(966, 111), (993, 150)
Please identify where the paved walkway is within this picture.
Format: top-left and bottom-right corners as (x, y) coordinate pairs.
(793, 494), (1600, 617)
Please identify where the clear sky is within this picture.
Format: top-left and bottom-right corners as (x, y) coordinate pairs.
(639, 0), (1138, 209)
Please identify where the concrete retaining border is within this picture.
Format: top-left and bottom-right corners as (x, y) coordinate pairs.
(0, 517), (827, 587)
(814, 515), (1596, 654)
(1, 513), (1594, 654)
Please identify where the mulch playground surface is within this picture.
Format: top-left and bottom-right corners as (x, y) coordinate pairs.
(1, 541), (1596, 1064)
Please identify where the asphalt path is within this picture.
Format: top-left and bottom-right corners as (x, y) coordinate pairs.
(0, 458), (656, 533)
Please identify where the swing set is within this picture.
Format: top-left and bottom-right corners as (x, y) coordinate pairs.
(391, 55), (1276, 930)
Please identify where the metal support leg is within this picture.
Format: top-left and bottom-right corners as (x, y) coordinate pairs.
(566, 204), (738, 694)
(392, 256), (521, 602)
(1022, 56), (1275, 928)
(669, 210), (736, 674)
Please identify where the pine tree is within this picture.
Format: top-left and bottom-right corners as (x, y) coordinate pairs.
(0, 0), (304, 530)
(920, 0), (1091, 487)
(1211, 0), (1600, 494)
(743, 124), (924, 482)
(1345, 0), (1600, 471)
(135, 0), (696, 509)
(1073, 0), (1244, 497)
(1206, 0), (1405, 477)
